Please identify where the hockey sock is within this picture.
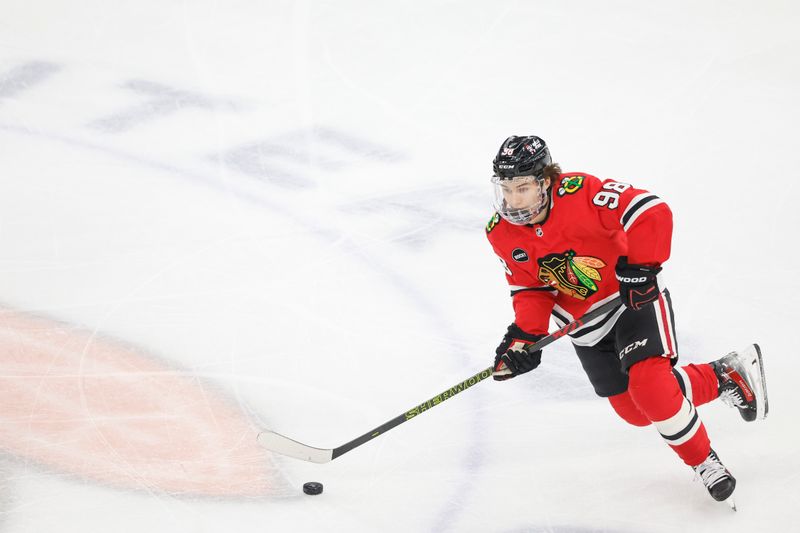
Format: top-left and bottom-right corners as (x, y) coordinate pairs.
(672, 363), (719, 406)
(607, 392), (650, 427)
(628, 357), (711, 467)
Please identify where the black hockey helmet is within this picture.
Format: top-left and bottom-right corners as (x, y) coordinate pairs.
(492, 135), (552, 179)
(491, 135), (553, 225)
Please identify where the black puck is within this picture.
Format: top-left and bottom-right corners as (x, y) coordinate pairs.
(303, 481), (323, 495)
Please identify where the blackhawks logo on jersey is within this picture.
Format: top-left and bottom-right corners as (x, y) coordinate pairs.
(486, 212), (501, 233)
(537, 250), (606, 300)
(557, 175), (585, 196)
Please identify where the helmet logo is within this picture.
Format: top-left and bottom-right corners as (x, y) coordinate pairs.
(525, 139), (542, 153)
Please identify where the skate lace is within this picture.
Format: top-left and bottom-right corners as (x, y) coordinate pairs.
(719, 388), (746, 409)
(694, 457), (728, 488)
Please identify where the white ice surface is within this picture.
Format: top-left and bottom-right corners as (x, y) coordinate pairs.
(1, 1), (799, 532)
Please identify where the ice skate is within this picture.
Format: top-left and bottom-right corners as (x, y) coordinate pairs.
(693, 449), (736, 506)
(711, 344), (768, 422)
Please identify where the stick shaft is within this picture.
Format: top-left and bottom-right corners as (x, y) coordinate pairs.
(332, 296), (621, 458)
(332, 365), (494, 459)
(260, 297), (622, 462)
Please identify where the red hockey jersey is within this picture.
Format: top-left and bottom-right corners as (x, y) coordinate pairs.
(486, 173), (673, 346)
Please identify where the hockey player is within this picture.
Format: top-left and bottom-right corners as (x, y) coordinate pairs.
(486, 135), (768, 506)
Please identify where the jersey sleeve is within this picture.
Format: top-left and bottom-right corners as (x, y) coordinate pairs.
(486, 220), (555, 336)
(589, 176), (673, 265)
(510, 289), (556, 335)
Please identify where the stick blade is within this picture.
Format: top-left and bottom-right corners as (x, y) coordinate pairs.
(257, 430), (334, 464)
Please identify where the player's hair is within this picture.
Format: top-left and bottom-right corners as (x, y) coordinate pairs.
(543, 163), (562, 184)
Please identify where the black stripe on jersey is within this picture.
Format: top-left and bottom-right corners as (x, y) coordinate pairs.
(551, 308), (570, 326)
(510, 287), (557, 297)
(660, 409), (699, 442)
(621, 194), (659, 227)
(569, 305), (621, 338)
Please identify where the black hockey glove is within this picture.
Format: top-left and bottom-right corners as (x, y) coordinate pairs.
(615, 256), (662, 311)
(492, 323), (545, 381)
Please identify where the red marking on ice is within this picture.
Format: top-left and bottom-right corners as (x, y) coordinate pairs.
(0, 309), (282, 497)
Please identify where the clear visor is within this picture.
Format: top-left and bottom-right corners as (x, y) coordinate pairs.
(491, 175), (548, 225)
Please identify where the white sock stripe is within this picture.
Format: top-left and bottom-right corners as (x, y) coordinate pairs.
(662, 413), (701, 446)
(654, 397), (695, 437)
(674, 367), (693, 402)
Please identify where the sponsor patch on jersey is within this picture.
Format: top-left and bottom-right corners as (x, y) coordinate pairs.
(557, 175), (585, 196)
(537, 249), (606, 300)
(486, 212), (501, 233)
(511, 248), (529, 262)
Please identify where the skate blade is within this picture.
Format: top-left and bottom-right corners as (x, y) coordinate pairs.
(742, 344), (768, 420)
(753, 344), (768, 419)
(724, 496), (737, 512)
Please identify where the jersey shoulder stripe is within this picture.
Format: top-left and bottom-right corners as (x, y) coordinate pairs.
(620, 192), (664, 230)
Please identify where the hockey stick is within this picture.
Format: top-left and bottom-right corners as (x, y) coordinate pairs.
(258, 296), (622, 463)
